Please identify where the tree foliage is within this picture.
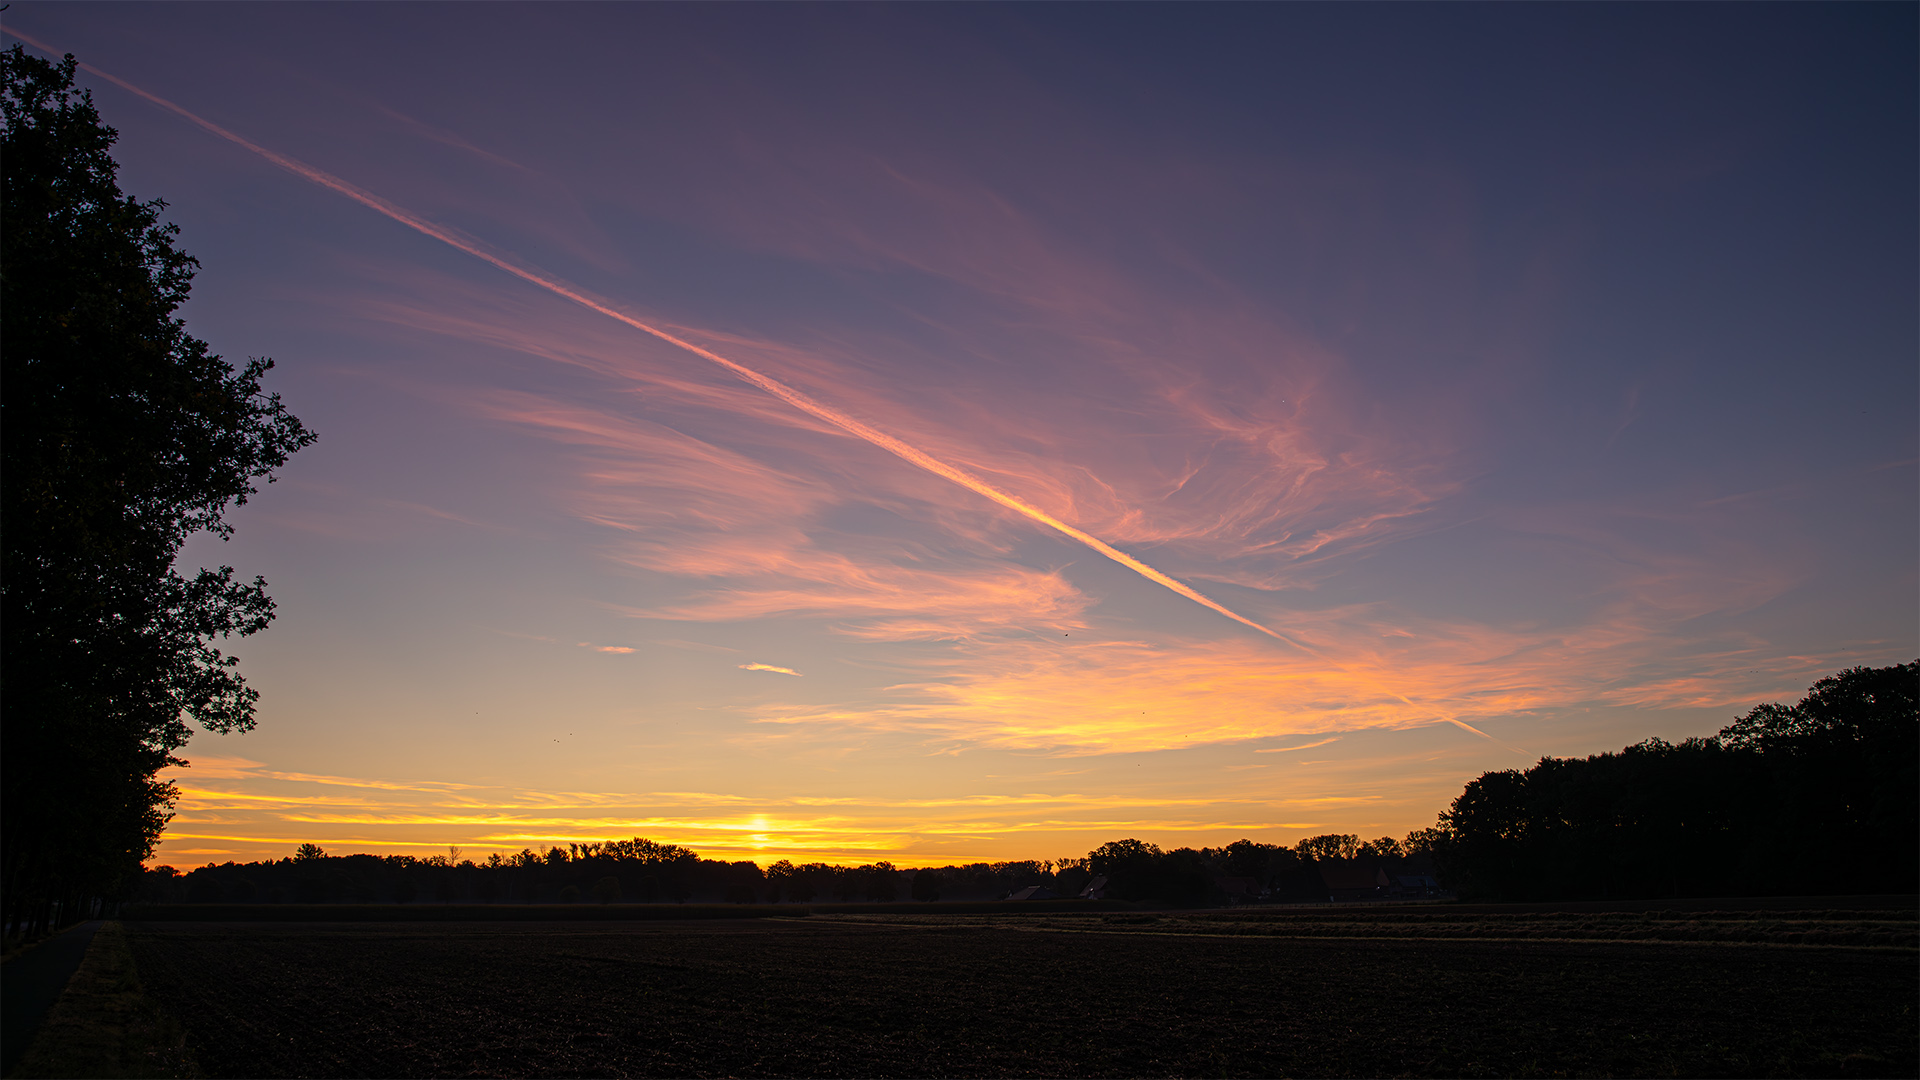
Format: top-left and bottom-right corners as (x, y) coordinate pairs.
(1295, 834), (1360, 862)
(1358, 836), (1403, 859)
(1083, 838), (1219, 905)
(1428, 662), (1918, 901)
(910, 868), (943, 902)
(1, 46), (315, 934)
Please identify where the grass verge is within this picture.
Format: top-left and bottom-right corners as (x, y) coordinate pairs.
(9, 922), (198, 1079)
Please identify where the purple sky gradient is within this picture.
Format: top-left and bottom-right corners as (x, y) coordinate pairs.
(7, 3), (1912, 865)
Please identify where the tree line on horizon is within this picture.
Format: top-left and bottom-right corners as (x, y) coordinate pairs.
(138, 830), (1433, 909)
(144, 661), (1917, 908)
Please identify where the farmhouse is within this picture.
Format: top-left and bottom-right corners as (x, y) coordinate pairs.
(1391, 871), (1443, 898)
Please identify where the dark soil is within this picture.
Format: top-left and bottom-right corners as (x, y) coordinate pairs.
(125, 913), (1917, 1078)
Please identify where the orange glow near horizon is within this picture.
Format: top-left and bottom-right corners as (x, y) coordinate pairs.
(151, 762), (1421, 869)
(6, 17), (1906, 878)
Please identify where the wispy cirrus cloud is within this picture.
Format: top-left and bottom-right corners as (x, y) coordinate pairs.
(732, 575), (1853, 756)
(36, 8), (1897, 875)
(1256, 737), (1342, 754)
(63, 54), (1301, 643)
(335, 224), (1830, 761)
(175, 756), (484, 792)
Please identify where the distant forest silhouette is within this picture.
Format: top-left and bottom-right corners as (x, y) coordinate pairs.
(1436, 662), (1916, 900)
(141, 835), (1430, 910)
(144, 662), (1916, 907)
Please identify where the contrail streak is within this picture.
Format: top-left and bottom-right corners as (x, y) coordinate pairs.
(12, 31), (1305, 650)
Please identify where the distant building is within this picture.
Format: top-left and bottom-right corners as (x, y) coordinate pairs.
(1390, 871), (1444, 898)
(1387, 853), (1446, 899)
(1079, 875), (1111, 900)
(1006, 886), (1058, 901)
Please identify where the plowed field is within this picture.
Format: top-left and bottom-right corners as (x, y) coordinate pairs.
(126, 910), (1916, 1078)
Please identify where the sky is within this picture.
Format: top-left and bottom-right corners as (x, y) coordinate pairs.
(7, 4), (1914, 869)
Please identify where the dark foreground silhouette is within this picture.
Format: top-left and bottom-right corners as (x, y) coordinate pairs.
(2, 46), (317, 948)
(123, 906), (1914, 1078)
(0, 920), (101, 1075)
(1434, 662), (1919, 901)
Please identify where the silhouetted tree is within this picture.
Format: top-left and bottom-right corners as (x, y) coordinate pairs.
(1401, 827), (1449, 857)
(1085, 838), (1212, 906)
(784, 865), (822, 903)
(911, 868), (943, 902)
(186, 875), (224, 903)
(1154, 848), (1218, 907)
(1433, 662), (1917, 900)
(1217, 839), (1275, 879)
(1, 46), (314, 938)
(1718, 662), (1918, 892)
(861, 863), (899, 902)
(1089, 839), (1160, 875)
(1088, 838), (1161, 901)
(763, 859), (794, 903)
(1435, 769), (1531, 899)
(1052, 863), (1092, 897)
(1207, 838), (1306, 899)
(1295, 834), (1359, 862)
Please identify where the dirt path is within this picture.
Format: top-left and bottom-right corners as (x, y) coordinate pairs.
(1, 921), (101, 1076)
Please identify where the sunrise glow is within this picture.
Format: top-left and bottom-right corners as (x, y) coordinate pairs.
(3, 7), (1906, 872)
